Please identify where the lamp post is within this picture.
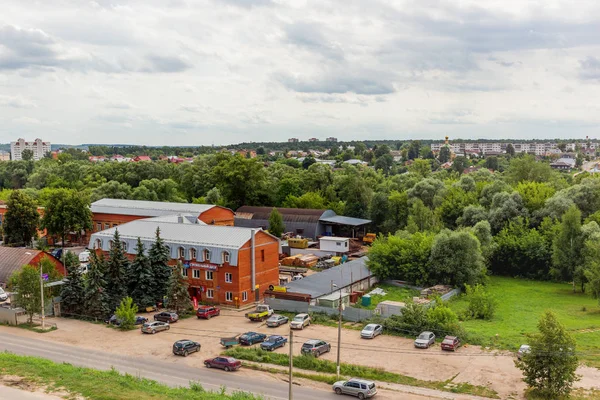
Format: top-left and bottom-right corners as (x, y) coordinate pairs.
(331, 283), (342, 378)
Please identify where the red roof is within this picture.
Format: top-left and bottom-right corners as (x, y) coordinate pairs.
(134, 155), (152, 162)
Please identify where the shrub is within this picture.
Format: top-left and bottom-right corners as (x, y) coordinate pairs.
(115, 297), (138, 330)
(382, 300), (464, 339)
(463, 284), (497, 320)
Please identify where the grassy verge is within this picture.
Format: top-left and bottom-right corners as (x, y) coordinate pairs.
(0, 352), (261, 400)
(448, 277), (600, 367)
(223, 347), (498, 398)
(353, 283), (420, 310)
(2, 322), (57, 333)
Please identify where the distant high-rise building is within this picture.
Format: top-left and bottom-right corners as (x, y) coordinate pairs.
(10, 138), (51, 161)
(288, 138), (299, 143)
(308, 137), (319, 142)
(326, 137), (338, 142)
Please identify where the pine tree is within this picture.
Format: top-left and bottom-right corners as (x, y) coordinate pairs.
(268, 208), (285, 238)
(128, 238), (155, 309)
(106, 230), (130, 312)
(84, 252), (109, 319)
(60, 251), (85, 316)
(148, 228), (171, 304)
(166, 261), (191, 314)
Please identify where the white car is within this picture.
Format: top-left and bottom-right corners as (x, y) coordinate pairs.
(0, 287), (8, 302)
(78, 250), (91, 263)
(360, 324), (383, 339)
(290, 313), (311, 330)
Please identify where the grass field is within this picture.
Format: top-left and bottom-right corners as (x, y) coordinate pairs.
(449, 276), (600, 366)
(0, 353), (260, 400)
(353, 283), (420, 310)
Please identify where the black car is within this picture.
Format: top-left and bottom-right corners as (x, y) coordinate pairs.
(106, 315), (148, 326)
(154, 312), (179, 323)
(173, 340), (201, 357)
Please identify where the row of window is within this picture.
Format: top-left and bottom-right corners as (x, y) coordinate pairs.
(182, 269), (233, 283)
(203, 289), (247, 302)
(96, 222), (118, 231)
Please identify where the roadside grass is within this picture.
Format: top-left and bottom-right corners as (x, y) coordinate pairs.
(0, 352), (261, 400)
(353, 283), (420, 310)
(448, 276), (600, 367)
(1, 322), (57, 333)
(223, 347), (499, 398)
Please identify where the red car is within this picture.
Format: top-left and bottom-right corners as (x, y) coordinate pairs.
(441, 336), (461, 351)
(204, 356), (241, 371)
(197, 306), (220, 319)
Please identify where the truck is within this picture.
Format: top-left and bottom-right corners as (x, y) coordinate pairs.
(245, 304), (274, 322)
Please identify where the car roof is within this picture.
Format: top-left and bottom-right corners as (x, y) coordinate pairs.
(364, 323), (379, 328)
(198, 305), (213, 309)
(420, 331), (434, 335)
(443, 336), (457, 340)
(295, 313), (308, 317)
(304, 339), (321, 344)
(348, 378), (375, 385)
(175, 339), (192, 344)
(243, 331), (257, 335)
(268, 335), (283, 340)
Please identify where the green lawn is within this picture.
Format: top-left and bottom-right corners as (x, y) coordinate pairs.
(449, 276), (600, 366)
(353, 283), (420, 310)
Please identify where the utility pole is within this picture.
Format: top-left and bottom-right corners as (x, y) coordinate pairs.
(288, 329), (293, 400)
(40, 266), (45, 330)
(336, 287), (342, 378)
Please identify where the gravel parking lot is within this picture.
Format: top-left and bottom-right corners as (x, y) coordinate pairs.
(1, 310), (599, 399)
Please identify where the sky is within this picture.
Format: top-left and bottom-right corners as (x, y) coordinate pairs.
(1, 0), (600, 146)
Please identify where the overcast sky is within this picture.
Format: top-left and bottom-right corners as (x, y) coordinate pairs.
(1, 0), (600, 146)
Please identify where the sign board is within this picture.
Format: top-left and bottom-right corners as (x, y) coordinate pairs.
(269, 285), (287, 293)
(183, 262), (217, 271)
(42, 273), (49, 281)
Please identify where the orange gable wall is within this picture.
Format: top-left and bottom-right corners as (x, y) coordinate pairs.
(31, 253), (66, 276)
(91, 213), (148, 232)
(199, 206), (234, 226)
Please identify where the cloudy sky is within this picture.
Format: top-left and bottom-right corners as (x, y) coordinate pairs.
(1, 0), (600, 146)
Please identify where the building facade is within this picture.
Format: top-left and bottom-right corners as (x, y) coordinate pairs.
(0, 247), (65, 287)
(10, 138), (51, 161)
(89, 217), (279, 306)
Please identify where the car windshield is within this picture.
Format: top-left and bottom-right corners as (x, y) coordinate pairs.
(266, 337), (277, 342)
(0, 288), (5, 294)
(368, 383), (375, 389)
(293, 316), (304, 321)
(418, 333), (429, 339)
(364, 326), (374, 331)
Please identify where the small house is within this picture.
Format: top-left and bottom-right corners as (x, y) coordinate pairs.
(319, 237), (350, 253)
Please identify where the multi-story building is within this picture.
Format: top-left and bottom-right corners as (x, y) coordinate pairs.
(308, 138), (319, 142)
(326, 137), (338, 142)
(10, 138), (51, 160)
(288, 138), (299, 143)
(89, 216), (280, 306)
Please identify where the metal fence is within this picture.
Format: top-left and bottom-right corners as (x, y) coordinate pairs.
(264, 297), (375, 322)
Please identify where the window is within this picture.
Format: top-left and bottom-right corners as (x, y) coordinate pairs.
(192, 269), (200, 279)
(261, 249), (265, 262)
(345, 242), (348, 248)
(96, 222), (101, 232)
(207, 289), (214, 298)
(226, 292), (233, 302)
(108, 240), (113, 249)
(178, 247), (185, 259)
(204, 249), (211, 261)
(336, 242), (341, 247)
(205, 271), (213, 280)
(182, 267), (188, 277)
(222, 251), (230, 264)
(242, 291), (248, 301)
(190, 248), (197, 260)
(95, 239), (102, 249)
(121, 241), (128, 251)
(104, 223), (110, 230)
(225, 273), (233, 283)
(113, 224), (118, 227)
(296, 228), (304, 235)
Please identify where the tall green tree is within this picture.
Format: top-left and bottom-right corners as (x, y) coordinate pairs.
(552, 205), (583, 292)
(516, 311), (578, 398)
(21, 149), (34, 161)
(148, 228), (171, 303)
(40, 188), (92, 251)
(407, 141), (420, 160)
(438, 146), (451, 163)
(384, 190), (409, 233)
(407, 199), (440, 233)
(166, 261), (191, 314)
(115, 297), (138, 331)
(128, 238), (155, 309)
(583, 233), (600, 305)
(84, 252), (109, 319)
(60, 251), (85, 316)
(451, 156), (469, 174)
(106, 230), (130, 312)
(10, 264), (51, 323)
(428, 230), (486, 287)
(3, 190), (39, 246)
(369, 192), (389, 232)
(268, 208), (285, 238)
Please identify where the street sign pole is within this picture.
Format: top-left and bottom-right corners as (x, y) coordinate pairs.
(40, 268), (45, 330)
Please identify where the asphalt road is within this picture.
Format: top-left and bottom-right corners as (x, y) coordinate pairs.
(0, 331), (337, 400)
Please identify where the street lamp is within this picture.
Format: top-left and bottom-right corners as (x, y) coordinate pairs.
(331, 283), (342, 378)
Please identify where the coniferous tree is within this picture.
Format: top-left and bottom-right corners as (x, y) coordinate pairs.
(84, 252), (109, 319)
(61, 251), (85, 316)
(268, 208), (285, 238)
(148, 228), (171, 304)
(166, 261), (191, 314)
(106, 230), (130, 312)
(128, 238), (155, 309)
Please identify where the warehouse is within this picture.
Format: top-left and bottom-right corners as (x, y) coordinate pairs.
(89, 215), (279, 306)
(0, 247), (65, 287)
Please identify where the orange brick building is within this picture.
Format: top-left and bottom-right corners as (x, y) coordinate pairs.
(89, 216), (279, 306)
(0, 247), (65, 287)
(90, 199), (234, 233)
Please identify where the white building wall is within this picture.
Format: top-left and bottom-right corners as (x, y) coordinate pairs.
(10, 138), (51, 161)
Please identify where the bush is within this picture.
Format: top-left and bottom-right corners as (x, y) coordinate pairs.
(382, 299), (464, 339)
(115, 297), (138, 330)
(463, 284), (497, 320)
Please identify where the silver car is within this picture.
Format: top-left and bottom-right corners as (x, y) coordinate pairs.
(0, 287), (8, 302)
(360, 324), (383, 339)
(266, 314), (289, 327)
(290, 313), (311, 330)
(414, 331), (435, 348)
(333, 378), (377, 399)
(141, 321), (170, 334)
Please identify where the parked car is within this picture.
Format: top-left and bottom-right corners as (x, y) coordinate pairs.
(414, 331), (435, 349)
(301, 339), (331, 357)
(266, 314), (289, 327)
(141, 321), (170, 334)
(245, 304), (274, 321)
(260, 335), (287, 351)
(173, 340), (201, 356)
(441, 336), (461, 351)
(78, 250), (91, 263)
(239, 331), (267, 346)
(360, 324), (383, 339)
(204, 356), (242, 371)
(0, 287), (8, 302)
(154, 311), (179, 323)
(517, 344), (531, 360)
(333, 378), (377, 399)
(290, 313), (311, 330)
(105, 315), (148, 326)
(197, 306), (220, 319)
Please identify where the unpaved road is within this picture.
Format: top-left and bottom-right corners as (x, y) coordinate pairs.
(1, 311), (599, 399)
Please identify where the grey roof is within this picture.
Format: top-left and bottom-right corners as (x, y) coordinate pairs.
(284, 257), (372, 298)
(147, 214), (206, 225)
(319, 215), (371, 226)
(551, 158), (576, 167)
(90, 198), (217, 217)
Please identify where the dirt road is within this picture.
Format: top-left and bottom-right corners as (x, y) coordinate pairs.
(1, 310), (599, 399)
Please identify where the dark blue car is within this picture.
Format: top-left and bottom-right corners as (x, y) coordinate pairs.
(239, 332), (267, 346)
(260, 335), (287, 351)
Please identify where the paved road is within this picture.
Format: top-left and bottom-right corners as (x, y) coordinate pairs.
(0, 331), (336, 400)
(0, 386), (62, 400)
